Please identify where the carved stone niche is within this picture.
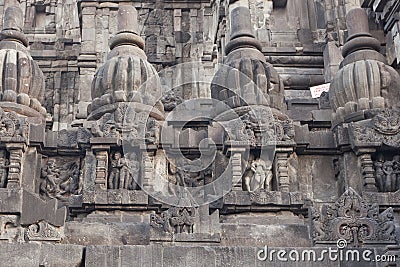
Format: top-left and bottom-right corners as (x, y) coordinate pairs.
(311, 188), (396, 247)
(372, 152), (400, 193)
(39, 157), (81, 203)
(82, 144), (148, 206)
(347, 109), (400, 192)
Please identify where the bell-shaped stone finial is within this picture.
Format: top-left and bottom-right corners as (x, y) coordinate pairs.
(109, 5), (144, 50)
(89, 5), (163, 121)
(346, 8), (370, 38)
(224, 6), (262, 55)
(0, 5), (46, 118)
(329, 8), (400, 125)
(211, 6), (285, 112)
(117, 5), (139, 34)
(0, 5), (28, 47)
(341, 8), (381, 59)
(230, 6), (255, 40)
(3, 6), (23, 31)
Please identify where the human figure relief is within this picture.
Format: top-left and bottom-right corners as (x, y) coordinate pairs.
(383, 161), (396, 192)
(109, 152), (138, 190)
(40, 160), (60, 198)
(244, 158), (272, 192)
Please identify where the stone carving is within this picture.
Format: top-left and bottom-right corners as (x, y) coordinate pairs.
(168, 159), (212, 189)
(108, 152), (139, 190)
(249, 190), (281, 204)
(91, 107), (158, 144)
(312, 188), (396, 246)
(225, 109), (294, 145)
(373, 109), (400, 135)
(350, 109), (400, 148)
(40, 159), (80, 200)
(145, 118), (158, 144)
(150, 206), (196, 234)
(329, 8), (400, 124)
(244, 158), (273, 192)
(91, 113), (120, 138)
(0, 109), (29, 141)
(161, 90), (183, 112)
(319, 91), (331, 109)
(25, 221), (62, 241)
(57, 129), (78, 148)
(374, 154), (400, 192)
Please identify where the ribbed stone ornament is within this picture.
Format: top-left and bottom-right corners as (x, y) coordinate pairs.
(329, 8), (400, 124)
(211, 6), (285, 112)
(0, 5), (46, 117)
(89, 5), (163, 120)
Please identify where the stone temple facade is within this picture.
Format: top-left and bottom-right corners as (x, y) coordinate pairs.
(0, 0), (399, 266)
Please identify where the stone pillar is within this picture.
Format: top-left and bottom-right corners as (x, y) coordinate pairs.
(231, 152), (243, 191)
(275, 148), (292, 193)
(92, 146), (109, 190)
(142, 152), (154, 191)
(358, 149), (377, 192)
(227, 147), (247, 191)
(6, 144), (24, 189)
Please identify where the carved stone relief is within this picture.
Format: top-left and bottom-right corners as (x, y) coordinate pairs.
(0, 108), (29, 142)
(243, 157), (273, 192)
(312, 188), (396, 246)
(374, 154), (400, 192)
(150, 206), (196, 234)
(108, 151), (139, 190)
(349, 109), (400, 148)
(40, 158), (81, 201)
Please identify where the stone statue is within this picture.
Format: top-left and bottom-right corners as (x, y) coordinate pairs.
(374, 159), (385, 192)
(108, 152), (138, 190)
(312, 208), (325, 241)
(378, 208), (395, 240)
(109, 152), (122, 189)
(383, 161), (396, 192)
(374, 155), (400, 192)
(244, 158), (272, 192)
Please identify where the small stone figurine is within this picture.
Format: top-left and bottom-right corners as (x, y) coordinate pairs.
(244, 158), (273, 192)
